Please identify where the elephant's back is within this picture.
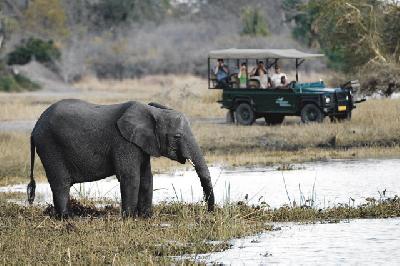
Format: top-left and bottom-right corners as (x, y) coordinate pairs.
(32, 99), (130, 141)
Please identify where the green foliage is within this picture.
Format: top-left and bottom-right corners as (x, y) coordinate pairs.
(0, 73), (40, 92)
(287, 0), (400, 73)
(283, 0), (320, 48)
(241, 7), (269, 37)
(7, 38), (61, 65)
(382, 4), (400, 62)
(90, 0), (171, 27)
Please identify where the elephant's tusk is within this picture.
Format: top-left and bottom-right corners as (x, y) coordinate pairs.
(188, 159), (196, 167)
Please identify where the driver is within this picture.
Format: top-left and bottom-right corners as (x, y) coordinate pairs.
(271, 64), (288, 87)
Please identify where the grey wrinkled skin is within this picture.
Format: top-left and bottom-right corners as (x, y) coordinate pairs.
(29, 99), (214, 218)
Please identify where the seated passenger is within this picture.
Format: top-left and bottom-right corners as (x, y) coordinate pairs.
(271, 64), (288, 87)
(214, 58), (230, 88)
(238, 62), (247, 88)
(250, 60), (267, 77)
(250, 61), (271, 89)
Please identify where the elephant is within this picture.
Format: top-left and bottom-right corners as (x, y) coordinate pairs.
(27, 99), (215, 218)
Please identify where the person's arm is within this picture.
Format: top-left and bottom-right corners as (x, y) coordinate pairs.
(214, 65), (219, 75)
(223, 66), (229, 74)
(282, 73), (288, 85)
(262, 66), (267, 74)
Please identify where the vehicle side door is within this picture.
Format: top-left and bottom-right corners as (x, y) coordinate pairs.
(255, 88), (298, 114)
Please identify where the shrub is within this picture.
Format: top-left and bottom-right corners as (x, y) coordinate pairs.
(0, 65), (40, 92)
(7, 38), (61, 65)
(241, 7), (270, 37)
(0, 76), (19, 92)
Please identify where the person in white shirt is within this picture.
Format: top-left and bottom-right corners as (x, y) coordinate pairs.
(270, 64), (288, 88)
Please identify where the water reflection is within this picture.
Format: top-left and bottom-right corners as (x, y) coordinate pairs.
(191, 218), (400, 265)
(1, 159), (398, 208)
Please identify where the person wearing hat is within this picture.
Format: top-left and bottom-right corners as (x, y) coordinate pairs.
(271, 64), (288, 88)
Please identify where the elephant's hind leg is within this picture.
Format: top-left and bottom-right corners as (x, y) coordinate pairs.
(137, 157), (153, 217)
(38, 145), (72, 218)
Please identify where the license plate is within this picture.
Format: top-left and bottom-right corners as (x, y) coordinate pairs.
(338, 105), (347, 111)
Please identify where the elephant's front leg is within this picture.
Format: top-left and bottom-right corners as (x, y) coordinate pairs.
(117, 164), (141, 218)
(137, 156), (153, 217)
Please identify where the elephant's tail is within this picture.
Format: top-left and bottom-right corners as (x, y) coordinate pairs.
(27, 135), (36, 205)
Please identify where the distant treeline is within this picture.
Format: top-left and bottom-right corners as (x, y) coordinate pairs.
(1, 0), (305, 81)
(1, 0), (399, 94)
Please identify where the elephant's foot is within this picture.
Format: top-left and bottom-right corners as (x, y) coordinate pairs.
(137, 208), (153, 218)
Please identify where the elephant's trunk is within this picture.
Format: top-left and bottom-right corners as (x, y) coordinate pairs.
(185, 136), (215, 211)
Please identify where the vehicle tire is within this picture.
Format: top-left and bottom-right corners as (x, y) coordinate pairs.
(265, 114), (285, 125)
(226, 110), (235, 124)
(301, 104), (324, 123)
(235, 103), (255, 125)
(335, 111), (352, 122)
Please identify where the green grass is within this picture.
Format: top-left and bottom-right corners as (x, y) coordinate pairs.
(0, 196), (399, 264)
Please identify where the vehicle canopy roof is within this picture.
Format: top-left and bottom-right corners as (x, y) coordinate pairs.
(208, 48), (324, 59)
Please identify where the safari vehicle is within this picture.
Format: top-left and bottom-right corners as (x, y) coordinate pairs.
(208, 49), (365, 125)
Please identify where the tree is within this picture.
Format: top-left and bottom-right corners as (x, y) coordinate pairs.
(283, 0), (320, 48)
(382, 3), (400, 63)
(241, 6), (269, 37)
(89, 0), (171, 28)
(23, 0), (69, 39)
(287, 0), (389, 71)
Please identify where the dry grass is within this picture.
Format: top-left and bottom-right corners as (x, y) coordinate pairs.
(1, 75), (400, 185)
(0, 196), (399, 264)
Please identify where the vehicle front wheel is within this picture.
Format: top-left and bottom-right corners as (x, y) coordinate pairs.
(235, 103), (255, 125)
(265, 114), (285, 125)
(301, 104), (324, 123)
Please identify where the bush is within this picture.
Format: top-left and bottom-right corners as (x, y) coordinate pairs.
(0, 70), (40, 92)
(7, 38), (61, 66)
(241, 7), (270, 37)
(0, 76), (19, 92)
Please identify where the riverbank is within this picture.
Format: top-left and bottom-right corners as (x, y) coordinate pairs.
(0, 196), (399, 264)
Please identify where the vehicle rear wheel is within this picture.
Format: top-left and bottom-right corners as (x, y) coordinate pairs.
(235, 103), (255, 125)
(301, 104), (324, 123)
(265, 114), (285, 125)
(226, 110), (235, 124)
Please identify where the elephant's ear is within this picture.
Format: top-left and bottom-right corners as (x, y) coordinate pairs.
(117, 104), (161, 157)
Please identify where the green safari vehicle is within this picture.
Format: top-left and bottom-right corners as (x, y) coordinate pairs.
(208, 49), (364, 125)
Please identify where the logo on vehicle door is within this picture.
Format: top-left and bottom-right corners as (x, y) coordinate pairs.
(275, 97), (291, 107)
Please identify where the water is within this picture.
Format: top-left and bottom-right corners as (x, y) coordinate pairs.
(189, 218), (400, 265)
(1, 159), (399, 208)
(1, 158), (400, 264)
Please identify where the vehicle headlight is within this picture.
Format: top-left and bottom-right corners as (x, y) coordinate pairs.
(325, 96), (331, 104)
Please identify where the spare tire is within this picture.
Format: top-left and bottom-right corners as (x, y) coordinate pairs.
(301, 104), (324, 123)
(235, 103), (254, 125)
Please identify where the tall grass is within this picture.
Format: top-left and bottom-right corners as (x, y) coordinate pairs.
(0, 195), (399, 264)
